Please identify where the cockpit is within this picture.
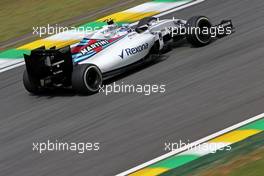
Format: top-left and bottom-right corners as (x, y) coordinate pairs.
(91, 23), (132, 39)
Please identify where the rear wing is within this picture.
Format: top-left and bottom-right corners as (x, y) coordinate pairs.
(24, 46), (73, 87)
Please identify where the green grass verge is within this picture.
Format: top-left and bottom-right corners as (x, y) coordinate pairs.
(0, 49), (30, 59)
(159, 131), (264, 176)
(0, 0), (147, 44)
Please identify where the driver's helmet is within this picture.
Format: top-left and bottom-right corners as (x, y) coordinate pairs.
(119, 23), (131, 32)
(100, 24), (118, 38)
(107, 24), (118, 31)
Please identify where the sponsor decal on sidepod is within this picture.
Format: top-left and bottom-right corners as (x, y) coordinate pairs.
(80, 40), (109, 55)
(119, 43), (149, 59)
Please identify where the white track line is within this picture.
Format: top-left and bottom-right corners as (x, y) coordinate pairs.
(0, 60), (24, 73)
(130, 0), (205, 26)
(155, 0), (205, 17)
(116, 113), (264, 176)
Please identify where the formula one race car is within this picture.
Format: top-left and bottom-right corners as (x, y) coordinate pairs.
(23, 16), (234, 94)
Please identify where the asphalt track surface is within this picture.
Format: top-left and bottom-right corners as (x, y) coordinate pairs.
(1, 0), (264, 175)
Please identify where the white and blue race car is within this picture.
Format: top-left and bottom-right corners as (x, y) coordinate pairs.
(23, 16), (233, 94)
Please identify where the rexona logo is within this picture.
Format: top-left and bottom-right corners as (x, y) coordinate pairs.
(119, 43), (149, 59)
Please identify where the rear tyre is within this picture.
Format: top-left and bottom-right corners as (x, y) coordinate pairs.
(71, 64), (103, 95)
(186, 16), (212, 47)
(23, 70), (41, 94)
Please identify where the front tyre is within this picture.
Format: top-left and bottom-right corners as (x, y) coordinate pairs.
(186, 16), (212, 47)
(71, 64), (103, 95)
(23, 70), (41, 94)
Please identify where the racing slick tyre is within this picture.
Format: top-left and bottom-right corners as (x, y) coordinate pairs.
(23, 70), (41, 94)
(186, 16), (212, 47)
(71, 64), (103, 95)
